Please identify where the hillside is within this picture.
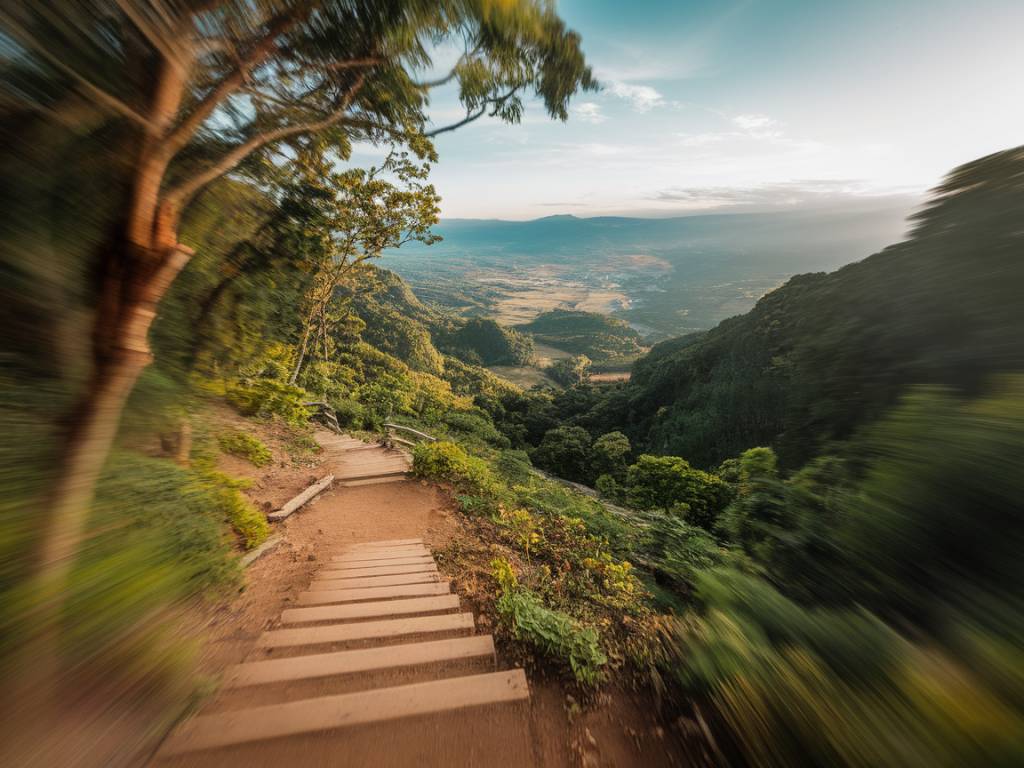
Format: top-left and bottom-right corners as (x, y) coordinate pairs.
(516, 309), (644, 365)
(555, 146), (1024, 468)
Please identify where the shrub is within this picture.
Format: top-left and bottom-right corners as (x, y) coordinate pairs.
(227, 379), (313, 426)
(495, 449), (534, 485)
(492, 560), (607, 685)
(332, 397), (366, 429)
(443, 411), (509, 447)
(218, 430), (272, 467)
(202, 474), (270, 550)
(412, 440), (499, 496)
(531, 425), (592, 483)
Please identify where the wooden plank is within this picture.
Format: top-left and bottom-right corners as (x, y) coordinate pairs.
(325, 561), (434, 573)
(308, 571), (440, 591)
(280, 595), (460, 624)
(267, 474), (334, 522)
(384, 422), (437, 442)
(334, 547), (428, 560)
(331, 552), (431, 565)
(223, 635), (496, 688)
(160, 670), (528, 755)
(317, 563), (437, 579)
(346, 538), (422, 549)
(256, 612), (475, 649)
(297, 581), (450, 605)
(240, 536), (283, 568)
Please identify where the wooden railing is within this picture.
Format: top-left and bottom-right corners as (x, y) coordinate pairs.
(383, 422), (437, 449)
(303, 401), (341, 433)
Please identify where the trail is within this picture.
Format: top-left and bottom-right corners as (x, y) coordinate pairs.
(151, 433), (538, 767)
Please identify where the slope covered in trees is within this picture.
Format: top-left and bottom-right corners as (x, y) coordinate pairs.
(576, 146), (1024, 468)
(516, 308), (644, 364)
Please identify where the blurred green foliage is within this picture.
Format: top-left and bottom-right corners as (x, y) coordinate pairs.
(218, 430), (272, 467)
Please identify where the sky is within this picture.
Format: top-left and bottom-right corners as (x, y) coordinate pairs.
(355, 0), (1024, 220)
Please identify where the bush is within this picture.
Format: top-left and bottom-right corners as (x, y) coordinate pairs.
(218, 430), (272, 467)
(531, 425), (592, 483)
(495, 449), (534, 485)
(493, 559), (607, 685)
(412, 441), (499, 496)
(201, 472), (270, 550)
(671, 569), (1024, 767)
(227, 379), (313, 426)
(332, 397), (366, 429)
(443, 411), (509, 447)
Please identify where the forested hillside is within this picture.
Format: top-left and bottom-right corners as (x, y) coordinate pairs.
(557, 146), (1024, 469)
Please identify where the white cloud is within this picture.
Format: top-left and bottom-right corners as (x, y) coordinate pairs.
(606, 81), (665, 113)
(732, 113), (784, 139)
(573, 101), (607, 124)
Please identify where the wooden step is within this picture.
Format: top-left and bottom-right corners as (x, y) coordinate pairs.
(280, 595), (459, 625)
(339, 475), (409, 487)
(308, 572), (441, 591)
(346, 538), (423, 549)
(224, 635), (495, 688)
(331, 553), (431, 566)
(160, 669), (529, 755)
(338, 470), (409, 484)
(344, 540), (423, 552)
(315, 565), (436, 581)
(325, 561), (434, 573)
(334, 547), (428, 560)
(297, 581), (451, 605)
(256, 613), (475, 649)
(317, 561), (434, 573)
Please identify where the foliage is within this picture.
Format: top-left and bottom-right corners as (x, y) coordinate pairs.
(493, 559), (608, 685)
(200, 472), (271, 551)
(591, 431), (632, 482)
(626, 454), (731, 529)
(226, 379), (313, 426)
(531, 425), (592, 483)
(671, 569), (1024, 767)
(494, 449), (534, 485)
(218, 430), (272, 467)
(1, 453), (240, 687)
(443, 317), (535, 366)
(548, 353), (592, 387)
(412, 441), (500, 497)
(516, 309), (644, 364)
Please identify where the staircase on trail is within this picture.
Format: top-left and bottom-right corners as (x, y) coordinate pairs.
(327, 437), (412, 487)
(157, 539), (530, 762)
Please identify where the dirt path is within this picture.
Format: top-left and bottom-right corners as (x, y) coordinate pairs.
(151, 432), (692, 768)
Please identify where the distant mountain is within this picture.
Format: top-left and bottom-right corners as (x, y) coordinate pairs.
(384, 201), (917, 338)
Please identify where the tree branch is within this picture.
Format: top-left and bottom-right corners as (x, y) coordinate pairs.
(0, 8), (156, 131)
(164, 5), (315, 152)
(410, 43), (482, 89)
(163, 73), (366, 207)
(423, 87), (519, 137)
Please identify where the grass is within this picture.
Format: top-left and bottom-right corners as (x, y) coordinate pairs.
(218, 429), (272, 467)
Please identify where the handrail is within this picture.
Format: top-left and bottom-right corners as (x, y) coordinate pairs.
(383, 422), (437, 442)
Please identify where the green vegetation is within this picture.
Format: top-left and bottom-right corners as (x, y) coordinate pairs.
(493, 559), (608, 685)
(547, 353), (592, 387)
(218, 431), (272, 467)
(517, 309), (644, 365)
(442, 317), (535, 366)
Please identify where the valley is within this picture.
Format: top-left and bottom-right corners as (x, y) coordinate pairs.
(384, 204), (915, 342)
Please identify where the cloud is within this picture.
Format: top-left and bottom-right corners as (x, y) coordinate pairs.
(732, 113), (784, 139)
(573, 101), (607, 124)
(606, 81), (665, 112)
(651, 179), (890, 210)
